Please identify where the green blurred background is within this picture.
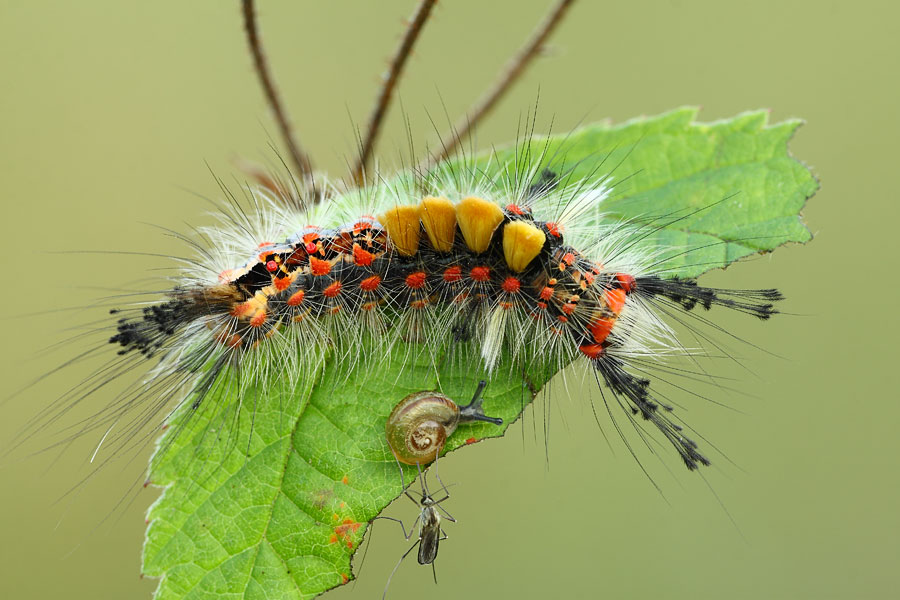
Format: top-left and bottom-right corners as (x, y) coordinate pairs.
(1, 1), (896, 598)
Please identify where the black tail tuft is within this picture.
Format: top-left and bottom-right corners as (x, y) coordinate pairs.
(109, 299), (195, 357)
(635, 275), (782, 320)
(594, 354), (710, 471)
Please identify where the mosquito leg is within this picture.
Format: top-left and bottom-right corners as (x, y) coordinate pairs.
(383, 539), (420, 600)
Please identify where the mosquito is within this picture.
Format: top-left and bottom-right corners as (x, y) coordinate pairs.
(380, 460), (456, 599)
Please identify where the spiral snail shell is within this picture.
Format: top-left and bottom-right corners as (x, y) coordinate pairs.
(386, 380), (503, 465)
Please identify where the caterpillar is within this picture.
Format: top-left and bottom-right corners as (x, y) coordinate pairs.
(103, 161), (780, 472)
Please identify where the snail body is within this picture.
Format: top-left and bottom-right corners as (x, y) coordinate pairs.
(386, 381), (503, 465)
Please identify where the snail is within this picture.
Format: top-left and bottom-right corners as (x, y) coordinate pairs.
(386, 380), (503, 465)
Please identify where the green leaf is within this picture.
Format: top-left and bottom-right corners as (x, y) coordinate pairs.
(484, 107), (816, 279)
(142, 108), (817, 598)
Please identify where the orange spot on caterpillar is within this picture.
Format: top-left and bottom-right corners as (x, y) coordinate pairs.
(265, 260), (278, 273)
(405, 271), (426, 289)
(548, 278), (558, 285)
(226, 334), (243, 349)
(465, 437), (477, 445)
(539, 287), (554, 301)
(579, 343), (605, 359)
(361, 300), (379, 311)
(605, 288), (627, 315)
(557, 315), (569, 323)
(501, 276), (521, 293)
(273, 276), (291, 291)
(499, 301), (515, 310)
(286, 289), (305, 306)
(341, 475), (349, 485)
(305, 241), (317, 254)
(443, 266), (462, 282)
(249, 309), (266, 328)
(562, 252), (576, 266)
(360, 275), (381, 292)
(352, 244), (374, 266)
(323, 281), (343, 298)
(341, 573), (349, 584)
(616, 272), (636, 293)
(328, 306), (342, 314)
(589, 317), (615, 344)
(470, 266), (490, 282)
(309, 256), (331, 276)
(546, 222), (562, 237)
(536, 301), (548, 310)
(561, 302), (576, 315)
(583, 271), (595, 286)
(230, 301), (254, 317)
(409, 299), (429, 309)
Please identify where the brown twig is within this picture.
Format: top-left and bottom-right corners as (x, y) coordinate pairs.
(352, 0), (438, 185)
(426, 0), (576, 168)
(241, 0), (314, 193)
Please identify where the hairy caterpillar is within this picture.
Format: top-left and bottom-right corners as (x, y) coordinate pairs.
(101, 159), (780, 473)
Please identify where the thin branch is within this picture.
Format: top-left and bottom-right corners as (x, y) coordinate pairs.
(352, 0), (438, 185)
(241, 0), (314, 192)
(426, 0), (576, 168)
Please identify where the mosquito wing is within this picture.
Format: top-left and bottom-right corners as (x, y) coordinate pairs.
(416, 506), (441, 565)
